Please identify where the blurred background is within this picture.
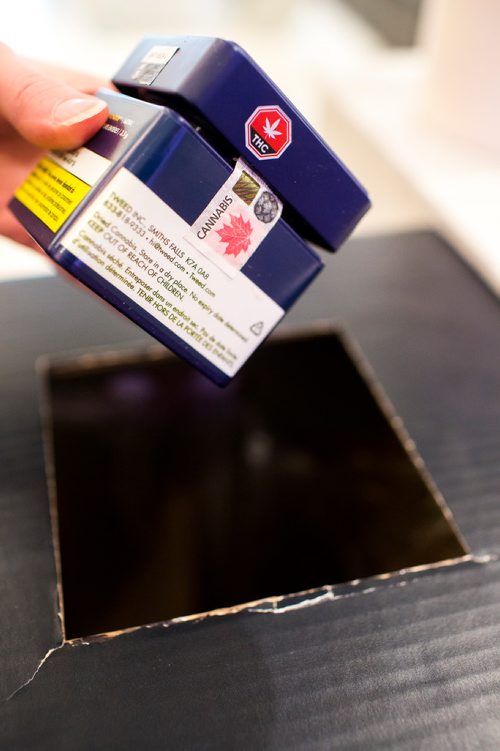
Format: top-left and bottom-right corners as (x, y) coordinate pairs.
(1, 0), (499, 294)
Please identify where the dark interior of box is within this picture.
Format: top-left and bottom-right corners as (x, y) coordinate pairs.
(45, 330), (467, 639)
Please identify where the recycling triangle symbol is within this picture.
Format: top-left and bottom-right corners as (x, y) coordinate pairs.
(250, 321), (264, 336)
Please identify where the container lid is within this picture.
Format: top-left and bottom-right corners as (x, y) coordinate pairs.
(113, 36), (370, 251)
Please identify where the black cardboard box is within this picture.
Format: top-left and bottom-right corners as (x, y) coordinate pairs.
(0, 232), (499, 749)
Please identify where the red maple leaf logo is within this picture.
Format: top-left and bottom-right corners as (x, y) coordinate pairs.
(216, 214), (253, 256)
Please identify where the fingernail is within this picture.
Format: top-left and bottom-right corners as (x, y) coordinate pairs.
(53, 98), (107, 126)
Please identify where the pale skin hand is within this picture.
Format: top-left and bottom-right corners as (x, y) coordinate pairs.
(0, 43), (110, 247)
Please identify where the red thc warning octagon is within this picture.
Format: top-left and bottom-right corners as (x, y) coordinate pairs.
(245, 105), (292, 160)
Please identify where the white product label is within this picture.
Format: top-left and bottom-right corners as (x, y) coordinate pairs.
(49, 147), (111, 186)
(60, 168), (284, 377)
(131, 45), (179, 85)
(140, 45), (179, 65)
(187, 158), (283, 279)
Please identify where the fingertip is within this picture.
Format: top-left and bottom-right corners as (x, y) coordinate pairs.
(53, 97), (107, 127)
(39, 97), (109, 150)
(3, 73), (109, 149)
(0, 44), (110, 151)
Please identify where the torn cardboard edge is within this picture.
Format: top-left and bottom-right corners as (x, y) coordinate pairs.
(7, 552), (495, 704)
(66, 553), (485, 647)
(36, 321), (470, 646)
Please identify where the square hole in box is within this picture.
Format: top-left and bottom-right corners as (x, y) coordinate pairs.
(43, 328), (467, 639)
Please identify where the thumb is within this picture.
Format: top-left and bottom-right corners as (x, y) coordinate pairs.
(0, 43), (108, 150)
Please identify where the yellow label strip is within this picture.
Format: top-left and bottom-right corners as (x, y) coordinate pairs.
(15, 157), (92, 233)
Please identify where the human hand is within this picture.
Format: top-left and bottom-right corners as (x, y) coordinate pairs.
(0, 43), (109, 247)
